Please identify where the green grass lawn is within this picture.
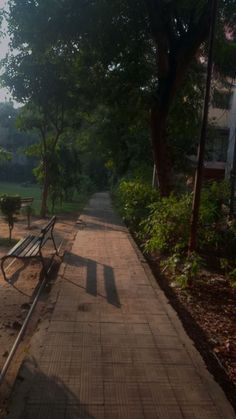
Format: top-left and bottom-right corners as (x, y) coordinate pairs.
(0, 182), (87, 216)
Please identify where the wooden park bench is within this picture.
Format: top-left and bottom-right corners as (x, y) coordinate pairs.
(20, 197), (34, 228)
(1, 216), (59, 283)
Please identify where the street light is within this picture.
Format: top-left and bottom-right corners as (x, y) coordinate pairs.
(188, 0), (218, 252)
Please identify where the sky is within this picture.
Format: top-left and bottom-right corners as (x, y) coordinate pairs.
(0, 0), (20, 106)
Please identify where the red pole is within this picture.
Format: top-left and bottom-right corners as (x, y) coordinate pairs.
(188, 0), (218, 252)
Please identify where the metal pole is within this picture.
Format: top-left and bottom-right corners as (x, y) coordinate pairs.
(152, 164), (157, 188)
(0, 241), (63, 384)
(0, 273), (48, 384)
(229, 129), (236, 216)
(188, 0), (218, 252)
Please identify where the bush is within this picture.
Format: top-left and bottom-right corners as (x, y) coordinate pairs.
(142, 180), (236, 255)
(114, 178), (236, 287)
(114, 179), (159, 231)
(0, 195), (21, 240)
(115, 179), (236, 258)
(198, 181), (236, 255)
(175, 252), (204, 288)
(142, 193), (192, 253)
(161, 251), (204, 288)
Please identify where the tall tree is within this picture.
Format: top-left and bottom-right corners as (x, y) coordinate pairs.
(2, 2), (80, 215)
(47, 0), (236, 193)
(2, 0), (236, 196)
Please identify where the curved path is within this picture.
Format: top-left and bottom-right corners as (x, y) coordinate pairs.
(7, 193), (235, 418)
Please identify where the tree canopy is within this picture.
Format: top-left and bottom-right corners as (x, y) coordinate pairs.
(1, 0), (236, 198)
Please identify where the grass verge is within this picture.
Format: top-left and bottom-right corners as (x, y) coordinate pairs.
(0, 182), (89, 216)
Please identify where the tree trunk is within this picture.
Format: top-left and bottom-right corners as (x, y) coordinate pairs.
(40, 162), (49, 218)
(27, 211), (30, 229)
(51, 197), (55, 214)
(150, 104), (172, 196)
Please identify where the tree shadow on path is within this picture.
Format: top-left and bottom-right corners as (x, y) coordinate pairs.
(6, 357), (99, 419)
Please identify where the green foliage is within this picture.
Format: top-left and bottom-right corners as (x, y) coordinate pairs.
(15, 100), (79, 216)
(161, 251), (204, 288)
(143, 194), (192, 253)
(219, 258), (236, 287)
(214, 39), (236, 79)
(74, 103), (152, 186)
(200, 181), (229, 223)
(160, 253), (181, 275)
(175, 253), (204, 288)
(0, 102), (37, 183)
(0, 182), (41, 212)
(168, 61), (204, 167)
(0, 195), (21, 239)
(228, 269), (236, 287)
(142, 181), (236, 256)
(113, 178), (236, 288)
(115, 179), (235, 256)
(2, 0), (236, 197)
(0, 182), (90, 216)
(198, 181), (236, 255)
(78, 174), (96, 196)
(36, 141), (83, 211)
(220, 257), (231, 273)
(114, 179), (159, 231)
(0, 147), (12, 161)
(2, 1), (82, 217)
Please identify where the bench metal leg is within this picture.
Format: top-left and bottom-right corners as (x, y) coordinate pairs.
(51, 232), (59, 257)
(1, 257), (9, 283)
(39, 250), (48, 277)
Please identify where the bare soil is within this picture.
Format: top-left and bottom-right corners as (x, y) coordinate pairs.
(0, 213), (77, 370)
(148, 255), (236, 410)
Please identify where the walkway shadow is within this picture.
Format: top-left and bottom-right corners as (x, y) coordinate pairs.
(104, 265), (121, 307)
(86, 259), (97, 296)
(64, 252), (87, 268)
(0, 260), (38, 298)
(80, 208), (125, 230)
(6, 357), (97, 419)
(80, 220), (126, 233)
(64, 252), (121, 308)
(7, 260), (28, 285)
(3, 257), (52, 298)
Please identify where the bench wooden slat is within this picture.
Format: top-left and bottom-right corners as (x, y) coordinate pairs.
(1, 215), (59, 282)
(7, 237), (26, 256)
(13, 236), (35, 256)
(24, 237), (44, 257)
(27, 243), (42, 257)
(8, 235), (35, 257)
(19, 237), (41, 258)
(21, 198), (34, 204)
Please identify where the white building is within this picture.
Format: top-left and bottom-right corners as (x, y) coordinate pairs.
(225, 85), (236, 177)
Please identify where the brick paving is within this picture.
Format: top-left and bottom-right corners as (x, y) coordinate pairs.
(7, 193), (235, 418)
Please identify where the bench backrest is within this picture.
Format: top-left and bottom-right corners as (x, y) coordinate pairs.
(21, 197), (34, 205)
(41, 216), (57, 236)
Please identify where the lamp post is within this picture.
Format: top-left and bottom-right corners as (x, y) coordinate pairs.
(188, 0), (218, 252)
(229, 128), (236, 216)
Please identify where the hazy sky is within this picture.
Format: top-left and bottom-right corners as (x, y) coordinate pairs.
(0, 0), (20, 105)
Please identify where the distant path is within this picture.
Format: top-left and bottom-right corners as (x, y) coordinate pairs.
(7, 193), (235, 418)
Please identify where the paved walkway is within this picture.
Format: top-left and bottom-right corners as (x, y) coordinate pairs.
(7, 193), (235, 418)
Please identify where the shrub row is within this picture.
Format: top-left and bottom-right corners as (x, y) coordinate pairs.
(114, 178), (236, 257)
